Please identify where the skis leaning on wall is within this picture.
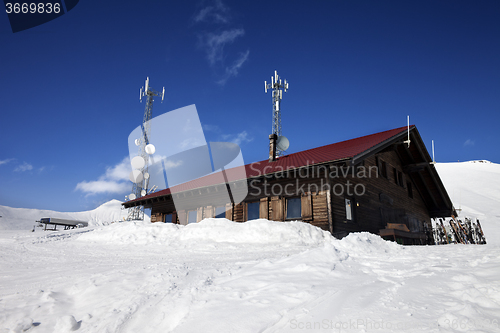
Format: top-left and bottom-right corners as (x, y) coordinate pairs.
(431, 216), (486, 245)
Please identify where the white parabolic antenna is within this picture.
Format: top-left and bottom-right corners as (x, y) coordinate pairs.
(131, 156), (145, 170)
(129, 170), (143, 183)
(145, 144), (156, 155)
(277, 136), (290, 151)
(129, 193), (136, 200)
(141, 189), (147, 197)
(135, 139), (140, 146)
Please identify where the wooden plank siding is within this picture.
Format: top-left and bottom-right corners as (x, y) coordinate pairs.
(328, 150), (430, 239)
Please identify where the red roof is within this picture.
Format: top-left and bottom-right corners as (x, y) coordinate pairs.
(126, 126), (411, 203)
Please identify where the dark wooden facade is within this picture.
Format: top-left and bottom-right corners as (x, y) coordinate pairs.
(124, 126), (455, 245)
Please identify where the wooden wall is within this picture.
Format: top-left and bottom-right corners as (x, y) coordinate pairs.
(329, 150), (430, 238)
(148, 148), (432, 242)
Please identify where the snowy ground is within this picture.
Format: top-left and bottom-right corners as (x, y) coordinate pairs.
(0, 161), (499, 332)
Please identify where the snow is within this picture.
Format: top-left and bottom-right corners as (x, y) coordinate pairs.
(435, 161), (500, 244)
(0, 161), (499, 332)
(78, 219), (332, 248)
(0, 200), (148, 231)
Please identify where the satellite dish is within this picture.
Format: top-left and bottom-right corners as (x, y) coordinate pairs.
(131, 156), (145, 170)
(141, 190), (147, 197)
(135, 139), (140, 146)
(129, 193), (136, 200)
(129, 170), (143, 183)
(145, 144), (156, 155)
(276, 136), (290, 151)
(144, 172), (150, 180)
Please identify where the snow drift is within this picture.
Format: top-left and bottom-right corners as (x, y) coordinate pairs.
(77, 218), (334, 248)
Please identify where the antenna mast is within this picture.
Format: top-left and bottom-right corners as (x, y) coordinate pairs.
(265, 70), (288, 156)
(431, 140), (436, 165)
(127, 77), (165, 221)
(403, 115), (411, 148)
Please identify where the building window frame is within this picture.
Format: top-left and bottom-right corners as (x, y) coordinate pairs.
(376, 157), (388, 179)
(345, 197), (355, 222)
(246, 201), (260, 221)
(188, 210), (197, 224)
(286, 197), (302, 220)
(215, 206), (226, 219)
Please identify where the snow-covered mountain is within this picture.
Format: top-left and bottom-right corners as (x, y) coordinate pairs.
(0, 199), (148, 230)
(435, 160), (500, 244)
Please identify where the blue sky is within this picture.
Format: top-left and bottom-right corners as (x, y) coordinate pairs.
(1, 0), (499, 211)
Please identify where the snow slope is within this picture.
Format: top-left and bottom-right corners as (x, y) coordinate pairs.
(435, 160), (500, 244)
(0, 200), (148, 230)
(0, 161), (499, 333)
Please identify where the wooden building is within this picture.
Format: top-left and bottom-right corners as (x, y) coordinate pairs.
(123, 125), (455, 244)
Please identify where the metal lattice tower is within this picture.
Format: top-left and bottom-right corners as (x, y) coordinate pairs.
(127, 77), (165, 221)
(265, 70), (288, 156)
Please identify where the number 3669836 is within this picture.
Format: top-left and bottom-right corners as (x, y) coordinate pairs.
(5, 3), (61, 14)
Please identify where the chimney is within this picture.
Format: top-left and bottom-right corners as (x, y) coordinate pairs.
(269, 134), (277, 162)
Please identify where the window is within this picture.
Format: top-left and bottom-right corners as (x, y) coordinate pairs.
(286, 197), (301, 219)
(215, 206), (226, 218)
(376, 157), (388, 179)
(165, 214), (173, 223)
(396, 171), (405, 187)
(407, 181), (413, 198)
(381, 161), (387, 179)
(393, 168), (404, 187)
(247, 202), (260, 220)
(345, 198), (353, 221)
(188, 210), (197, 224)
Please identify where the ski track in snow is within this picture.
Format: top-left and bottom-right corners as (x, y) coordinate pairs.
(0, 161), (499, 332)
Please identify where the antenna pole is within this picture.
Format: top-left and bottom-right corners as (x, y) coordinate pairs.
(403, 115), (411, 148)
(127, 77), (165, 221)
(265, 70), (288, 156)
(431, 140), (436, 165)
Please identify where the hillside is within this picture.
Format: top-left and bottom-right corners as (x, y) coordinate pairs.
(435, 160), (500, 244)
(0, 199), (146, 230)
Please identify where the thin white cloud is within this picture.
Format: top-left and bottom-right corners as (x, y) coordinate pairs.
(76, 157), (131, 196)
(179, 137), (206, 150)
(193, 0), (248, 85)
(148, 155), (183, 170)
(204, 29), (245, 66)
(164, 160), (183, 170)
(222, 130), (253, 146)
(202, 124), (220, 132)
(217, 50), (250, 85)
(104, 157), (131, 181)
(193, 0), (230, 24)
(464, 139), (475, 147)
(14, 162), (33, 172)
(0, 158), (15, 166)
